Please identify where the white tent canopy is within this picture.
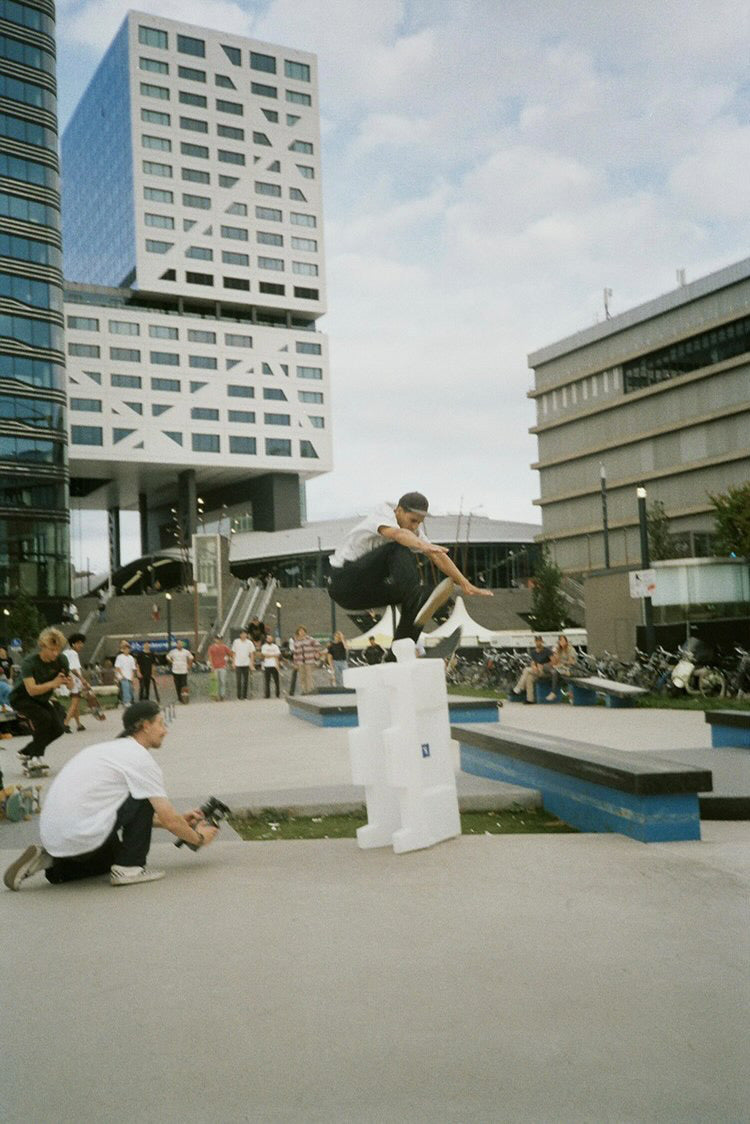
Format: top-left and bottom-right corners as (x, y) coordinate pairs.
(424, 596), (497, 644)
(347, 606), (400, 649)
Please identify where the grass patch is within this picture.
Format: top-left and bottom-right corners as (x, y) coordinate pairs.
(447, 684), (505, 700)
(636, 694), (750, 711)
(228, 807), (575, 841)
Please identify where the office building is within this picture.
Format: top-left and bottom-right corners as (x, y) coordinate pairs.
(528, 258), (750, 574)
(0, 0), (69, 610)
(61, 11), (330, 565)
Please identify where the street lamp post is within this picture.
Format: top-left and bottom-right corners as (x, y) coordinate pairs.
(165, 593), (172, 649)
(636, 487), (656, 652)
(600, 463), (610, 569)
(275, 600), (282, 641)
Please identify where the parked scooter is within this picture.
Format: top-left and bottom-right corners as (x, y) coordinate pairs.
(670, 637), (725, 698)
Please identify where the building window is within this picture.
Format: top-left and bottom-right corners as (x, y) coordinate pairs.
(221, 224), (248, 241)
(139, 26), (168, 49)
(258, 231), (283, 247)
(143, 160), (172, 177)
(144, 186), (173, 202)
(222, 44), (241, 66)
(258, 256), (283, 270)
(185, 247), (213, 261)
(145, 212), (175, 228)
(112, 428), (135, 444)
(111, 373), (142, 388)
(230, 435), (257, 454)
(109, 347), (139, 362)
(140, 82), (169, 100)
(145, 239), (173, 253)
(255, 181), (282, 197)
(264, 412), (290, 425)
(252, 131), (272, 146)
(70, 398), (102, 412)
(218, 123), (244, 140)
(141, 108), (170, 126)
(109, 320), (140, 335)
(150, 351), (179, 365)
(181, 142), (209, 158)
(222, 250), (249, 266)
(182, 168), (210, 184)
(291, 236), (317, 252)
(67, 315), (98, 331)
(297, 366), (322, 380)
(179, 91), (207, 108)
(192, 433), (220, 452)
(265, 438), (291, 456)
(293, 261), (318, 276)
(309, 417), (325, 428)
(289, 140), (313, 154)
(216, 99), (243, 115)
(218, 149), (246, 165)
(68, 342), (99, 358)
(226, 202), (248, 216)
(152, 404), (171, 416)
(228, 410), (255, 423)
(71, 425), (103, 446)
(289, 187), (307, 202)
(228, 385), (254, 398)
(263, 387), (287, 401)
(178, 65), (205, 82)
(151, 377), (181, 392)
(191, 407), (219, 420)
(295, 164), (314, 179)
(251, 82), (277, 98)
(149, 325), (179, 339)
(162, 431), (182, 445)
(182, 193), (211, 208)
(262, 108), (279, 123)
(299, 390), (323, 403)
(255, 206), (282, 222)
(188, 329), (216, 344)
(215, 74), (236, 89)
(259, 282), (284, 295)
(290, 212), (316, 227)
(286, 90), (312, 106)
(294, 286), (318, 300)
(189, 355), (217, 369)
(142, 134), (171, 151)
(180, 116), (208, 133)
(140, 58), (169, 75)
(224, 277), (250, 291)
(284, 60), (311, 82)
(177, 34), (205, 57)
(225, 333), (252, 347)
(296, 340), (321, 354)
(251, 52), (276, 73)
(218, 175), (239, 188)
(300, 439), (318, 458)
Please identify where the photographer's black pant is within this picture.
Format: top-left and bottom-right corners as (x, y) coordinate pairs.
(329, 542), (428, 643)
(264, 666), (280, 698)
(139, 676), (159, 702)
(45, 796), (153, 883)
(235, 666), (250, 699)
(13, 697), (66, 759)
(173, 673), (188, 702)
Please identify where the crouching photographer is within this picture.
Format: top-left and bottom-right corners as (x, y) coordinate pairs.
(4, 701), (220, 891)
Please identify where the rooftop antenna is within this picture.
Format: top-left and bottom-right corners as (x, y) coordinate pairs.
(603, 287), (613, 319)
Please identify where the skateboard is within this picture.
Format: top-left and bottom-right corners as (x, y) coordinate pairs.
(1, 783), (42, 821)
(21, 758), (49, 778)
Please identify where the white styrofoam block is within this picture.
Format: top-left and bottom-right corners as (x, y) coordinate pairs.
(344, 663), (401, 848)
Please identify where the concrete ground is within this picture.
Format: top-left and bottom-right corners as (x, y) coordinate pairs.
(2, 697), (749, 1123)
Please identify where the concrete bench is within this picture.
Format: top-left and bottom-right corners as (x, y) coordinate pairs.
(452, 723), (711, 842)
(574, 677), (648, 708)
(288, 693), (500, 728)
(705, 709), (750, 749)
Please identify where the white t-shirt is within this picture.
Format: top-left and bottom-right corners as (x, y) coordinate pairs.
(330, 502), (431, 568)
(114, 653), (137, 682)
(64, 647), (82, 695)
(167, 647), (191, 674)
(232, 638), (254, 667)
(40, 737), (167, 857)
(261, 642), (281, 668)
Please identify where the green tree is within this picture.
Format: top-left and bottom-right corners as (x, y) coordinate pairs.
(647, 500), (675, 561)
(529, 550), (567, 631)
(709, 482), (750, 559)
(5, 589), (45, 651)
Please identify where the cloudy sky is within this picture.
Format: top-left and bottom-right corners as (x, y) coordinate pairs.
(58, 0), (750, 572)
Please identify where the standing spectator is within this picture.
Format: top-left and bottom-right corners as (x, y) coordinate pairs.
(166, 639), (193, 704)
(10, 627), (74, 769)
(327, 631), (349, 687)
(292, 626), (320, 695)
(260, 632), (282, 698)
(0, 667), (12, 708)
(97, 590), (107, 622)
(246, 616), (265, 649)
(207, 634), (233, 702)
(364, 636), (385, 665)
(0, 645), (13, 679)
(231, 629), (255, 700)
(151, 602), (160, 623)
(62, 633), (90, 733)
(136, 641), (159, 701)
(114, 641), (139, 706)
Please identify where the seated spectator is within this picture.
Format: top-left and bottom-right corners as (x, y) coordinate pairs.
(513, 635), (553, 703)
(548, 635), (578, 699)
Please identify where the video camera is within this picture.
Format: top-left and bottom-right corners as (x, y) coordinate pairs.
(175, 795), (232, 851)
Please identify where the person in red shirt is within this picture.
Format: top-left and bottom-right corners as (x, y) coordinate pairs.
(207, 635), (233, 702)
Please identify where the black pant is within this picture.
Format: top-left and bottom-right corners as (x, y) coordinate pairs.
(235, 666), (250, 699)
(45, 796), (153, 883)
(139, 676), (160, 702)
(264, 666), (280, 698)
(13, 696), (66, 759)
(329, 542), (428, 643)
(173, 673), (188, 702)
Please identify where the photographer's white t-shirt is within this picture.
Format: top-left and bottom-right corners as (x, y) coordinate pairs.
(40, 737), (167, 857)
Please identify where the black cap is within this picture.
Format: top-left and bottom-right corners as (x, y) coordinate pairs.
(122, 701), (161, 735)
(397, 491), (429, 515)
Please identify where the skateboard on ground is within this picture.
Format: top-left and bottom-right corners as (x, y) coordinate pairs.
(21, 757), (49, 778)
(1, 783), (41, 821)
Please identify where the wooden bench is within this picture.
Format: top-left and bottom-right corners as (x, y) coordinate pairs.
(573, 677), (648, 708)
(705, 709), (750, 749)
(452, 723), (711, 842)
(288, 693), (500, 728)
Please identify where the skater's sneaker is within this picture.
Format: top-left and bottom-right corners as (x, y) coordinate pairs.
(110, 865), (165, 887)
(414, 577), (455, 627)
(4, 844), (53, 890)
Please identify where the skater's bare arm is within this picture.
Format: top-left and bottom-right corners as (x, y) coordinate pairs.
(23, 671), (74, 697)
(378, 525), (449, 555)
(150, 796), (219, 846)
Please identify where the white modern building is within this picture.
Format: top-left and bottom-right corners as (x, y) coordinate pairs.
(61, 11), (330, 564)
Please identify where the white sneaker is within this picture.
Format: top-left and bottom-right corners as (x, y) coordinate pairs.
(4, 844), (53, 890)
(415, 577), (455, 627)
(110, 865), (165, 886)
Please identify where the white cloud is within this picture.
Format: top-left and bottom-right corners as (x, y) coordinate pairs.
(59, 0), (252, 51)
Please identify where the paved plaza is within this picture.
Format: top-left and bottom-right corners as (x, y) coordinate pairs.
(2, 696), (749, 1122)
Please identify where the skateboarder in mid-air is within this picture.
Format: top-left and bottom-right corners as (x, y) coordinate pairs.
(328, 492), (492, 651)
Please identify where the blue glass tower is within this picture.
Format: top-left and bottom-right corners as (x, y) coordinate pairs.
(0, 0), (69, 611)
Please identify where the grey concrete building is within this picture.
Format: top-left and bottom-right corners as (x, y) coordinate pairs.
(528, 257), (750, 574)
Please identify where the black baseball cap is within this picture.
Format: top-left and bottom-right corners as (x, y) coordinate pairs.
(397, 492), (429, 515)
(121, 701), (161, 735)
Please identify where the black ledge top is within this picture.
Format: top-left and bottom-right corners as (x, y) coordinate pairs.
(290, 694), (500, 716)
(704, 710), (750, 729)
(451, 723), (712, 796)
